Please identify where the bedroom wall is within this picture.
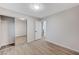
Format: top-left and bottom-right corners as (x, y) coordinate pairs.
(15, 19), (27, 37)
(42, 6), (79, 52)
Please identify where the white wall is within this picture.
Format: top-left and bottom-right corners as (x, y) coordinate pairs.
(15, 19), (27, 37)
(43, 6), (79, 52)
(0, 16), (15, 47)
(26, 17), (36, 42)
(25, 16), (42, 42)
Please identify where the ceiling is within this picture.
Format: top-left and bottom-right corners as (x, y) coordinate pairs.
(0, 3), (79, 18)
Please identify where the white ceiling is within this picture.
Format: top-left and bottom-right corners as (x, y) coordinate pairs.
(0, 3), (79, 18)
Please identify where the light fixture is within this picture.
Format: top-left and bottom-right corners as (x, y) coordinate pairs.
(33, 4), (40, 10)
(30, 3), (43, 11)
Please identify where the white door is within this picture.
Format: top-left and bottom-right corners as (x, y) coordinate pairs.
(42, 20), (47, 39)
(0, 17), (2, 47)
(35, 20), (42, 40)
(1, 16), (15, 46)
(1, 18), (9, 46)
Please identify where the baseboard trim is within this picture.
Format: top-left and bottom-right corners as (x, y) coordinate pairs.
(0, 43), (15, 50)
(45, 39), (79, 55)
(16, 35), (27, 37)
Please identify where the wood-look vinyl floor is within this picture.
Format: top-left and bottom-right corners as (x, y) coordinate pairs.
(15, 36), (27, 46)
(0, 36), (79, 55)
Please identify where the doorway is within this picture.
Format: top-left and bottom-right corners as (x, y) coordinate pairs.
(15, 18), (27, 45)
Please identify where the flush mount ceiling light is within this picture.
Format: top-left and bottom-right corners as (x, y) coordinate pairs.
(30, 3), (43, 11)
(33, 4), (40, 10)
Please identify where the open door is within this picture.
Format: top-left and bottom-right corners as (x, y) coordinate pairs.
(35, 20), (42, 40)
(42, 20), (47, 39)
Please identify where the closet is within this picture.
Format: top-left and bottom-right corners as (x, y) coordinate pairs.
(0, 15), (15, 48)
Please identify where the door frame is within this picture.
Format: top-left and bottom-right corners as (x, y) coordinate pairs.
(15, 18), (27, 44)
(34, 20), (42, 40)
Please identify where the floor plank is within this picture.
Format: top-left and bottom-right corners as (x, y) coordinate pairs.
(0, 36), (79, 55)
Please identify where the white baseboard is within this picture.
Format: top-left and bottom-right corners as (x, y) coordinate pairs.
(45, 39), (79, 52)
